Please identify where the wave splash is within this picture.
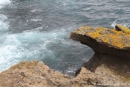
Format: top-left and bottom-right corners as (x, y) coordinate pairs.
(0, 0), (11, 9)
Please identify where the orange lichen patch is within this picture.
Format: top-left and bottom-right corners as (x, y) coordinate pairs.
(95, 27), (108, 30)
(111, 30), (125, 36)
(98, 35), (124, 49)
(107, 36), (123, 49)
(87, 28), (108, 39)
(87, 27), (106, 39)
(87, 32), (100, 38)
(75, 25), (130, 49)
(100, 36), (109, 43)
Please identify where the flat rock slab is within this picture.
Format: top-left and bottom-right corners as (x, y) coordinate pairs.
(70, 25), (130, 58)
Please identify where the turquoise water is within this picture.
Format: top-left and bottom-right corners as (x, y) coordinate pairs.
(0, 0), (130, 75)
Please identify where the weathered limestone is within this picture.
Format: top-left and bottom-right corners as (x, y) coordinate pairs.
(0, 60), (71, 87)
(70, 24), (130, 86)
(70, 25), (130, 58)
(1, 60), (130, 87)
(0, 60), (102, 87)
(1, 24), (130, 87)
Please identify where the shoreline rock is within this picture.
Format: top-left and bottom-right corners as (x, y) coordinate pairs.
(0, 60), (100, 87)
(1, 59), (129, 87)
(70, 24), (130, 86)
(70, 25), (130, 58)
(0, 24), (130, 87)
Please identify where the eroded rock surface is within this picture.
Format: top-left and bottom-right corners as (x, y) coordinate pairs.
(0, 60), (71, 87)
(70, 24), (130, 86)
(0, 60), (129, 87)
(0, 60), (99, 87)
(70, 25), (130, 59)
(1, 24), (130, 87)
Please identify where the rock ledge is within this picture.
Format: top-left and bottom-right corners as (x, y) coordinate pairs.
(0, 25), (130, 87)
(70, 24), (130, 86)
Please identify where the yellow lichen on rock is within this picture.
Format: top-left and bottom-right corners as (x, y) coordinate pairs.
(87, 27), (106, 39)
(74, 25), (130, 49)
(99, 35), (123, 48)
(87, 32), (100, 39)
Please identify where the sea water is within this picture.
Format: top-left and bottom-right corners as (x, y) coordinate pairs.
(0, 0), (130, 76)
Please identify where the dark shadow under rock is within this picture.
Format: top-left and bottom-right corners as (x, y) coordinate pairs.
(83, 52), (130, 80)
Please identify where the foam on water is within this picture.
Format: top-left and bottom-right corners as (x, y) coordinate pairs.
(0, 5), (85, 73)
(0, 26), (92, 75)
(0, 15), (9, 33)
(111, 20), (117, 29)
(0, 0), (11, 9)
(0, 0), (11, 5)
(111, 20), (130, 29)
(2, 0), (130, 75)
(0, 34), (24, 71)
(0, 28), (67, 72)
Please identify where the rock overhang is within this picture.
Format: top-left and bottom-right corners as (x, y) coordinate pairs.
(71, 25), (130, 49)
(70, 24), (130, 58)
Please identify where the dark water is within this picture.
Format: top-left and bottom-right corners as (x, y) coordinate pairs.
(0, 0), (130, 76)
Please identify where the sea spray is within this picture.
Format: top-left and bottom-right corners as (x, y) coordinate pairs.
(0, 0), (11, 9)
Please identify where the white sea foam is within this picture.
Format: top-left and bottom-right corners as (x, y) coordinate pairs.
(0, 14), (9, 33)
(0, 0), (11, 5)
(0, 14), (9, 44)
(0, 28), (68, 72)
(0, 21), (9, 31)
(0, 0), (11, 9)
(111, 20), (117, 29)
(0, 34), (24, 70)
(111, 20), (130, 29)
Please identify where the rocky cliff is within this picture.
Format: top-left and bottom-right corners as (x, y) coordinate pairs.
(70, 24), (130, 86)
(0, 60), (100, 87)
(0, 24), (130, 87)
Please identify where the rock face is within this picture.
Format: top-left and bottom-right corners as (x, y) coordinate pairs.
(0, 60), (71, 87)
(1, 60), (130, 87)
(1, 24), (130, 87)
(70, 25), (130, 58)
(70, 24), (130, 86)
(0, 60), (101, 87)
